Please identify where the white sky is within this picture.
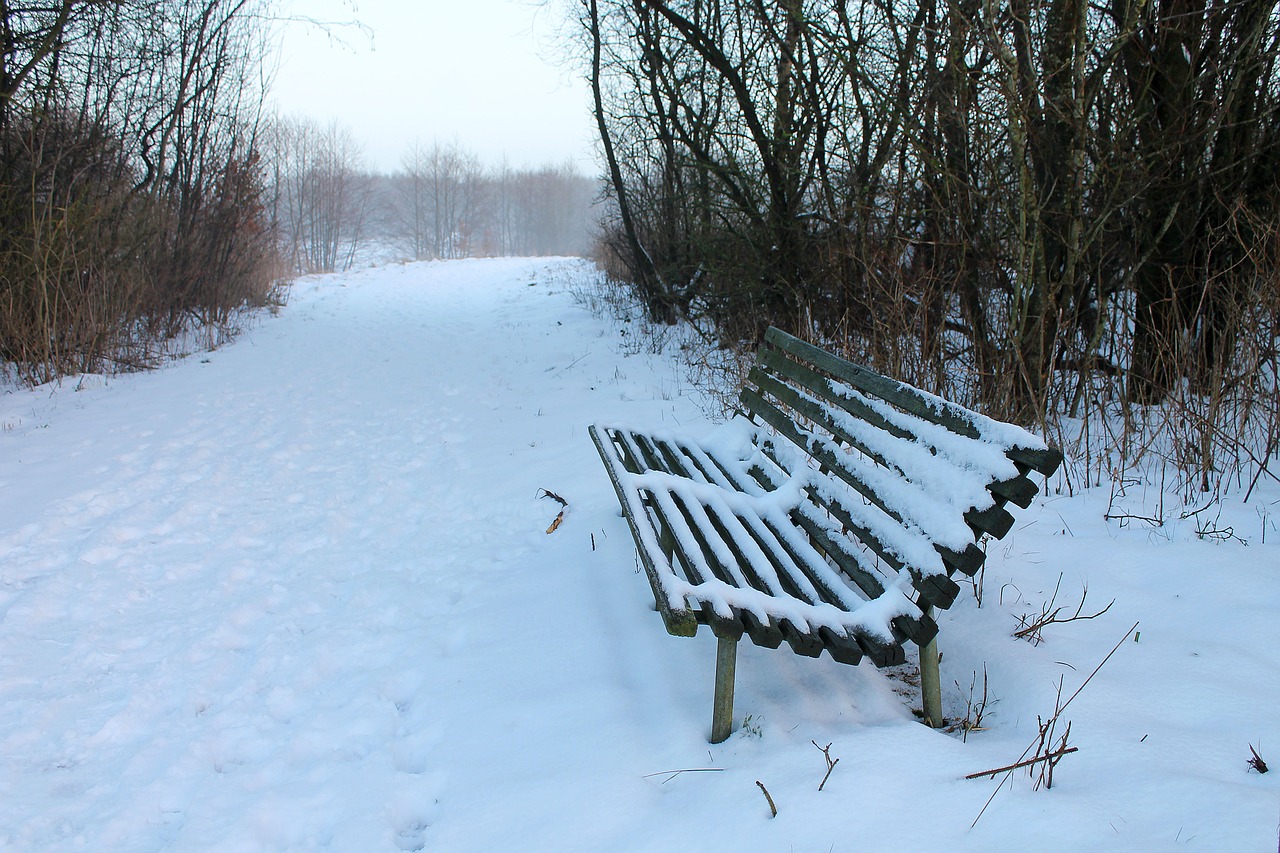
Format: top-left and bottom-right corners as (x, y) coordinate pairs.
(270, 0), (598, 174)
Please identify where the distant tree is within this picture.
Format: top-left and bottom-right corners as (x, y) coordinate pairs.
(382, 142), (597, 260)
(269, 117), (371, 273)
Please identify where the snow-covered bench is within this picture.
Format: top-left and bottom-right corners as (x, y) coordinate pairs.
(589, 327), (1062, 741)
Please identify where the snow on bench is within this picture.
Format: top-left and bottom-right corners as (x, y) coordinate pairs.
(590, 327), (1062, 742)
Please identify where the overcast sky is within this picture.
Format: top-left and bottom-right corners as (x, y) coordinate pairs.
(270, 0), (598, 174)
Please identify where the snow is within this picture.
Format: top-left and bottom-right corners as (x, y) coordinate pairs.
(2, 258), (1277, 851)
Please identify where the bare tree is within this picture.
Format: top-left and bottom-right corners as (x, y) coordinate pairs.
(269, 116), (371, 273)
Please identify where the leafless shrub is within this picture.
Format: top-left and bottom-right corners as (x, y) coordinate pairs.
(1013, 574), (1115, 646)
(0, 2), (282, 386)
(948, 666), (991, 743)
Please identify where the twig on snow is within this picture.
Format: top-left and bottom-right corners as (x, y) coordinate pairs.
(756, 780), (778, 817)
(970, 621), (1138, 828)
(965, 746), (1080, 780)
(812, 741), (840, 791)
(539, 488), (568, 533)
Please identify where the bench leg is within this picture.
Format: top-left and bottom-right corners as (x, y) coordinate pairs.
(711, 634), (737, 743)
(919, 608), (944, 728)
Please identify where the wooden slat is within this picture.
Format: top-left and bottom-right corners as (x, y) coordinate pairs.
(754, 351), (1046, 511)
(731, 512), (842, 658)
(751, 366), (1024, 537)
(816, 627), (865, 665)
(749, 439), (963, 611)
(695, 502), (786, 649)
(589, 426), (699, 637)
(652, 490), (746, 642)
(763, 327), (1064, 477)
(743, 384), (1017, 555)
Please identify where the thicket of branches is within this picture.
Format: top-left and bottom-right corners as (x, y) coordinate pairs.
(579, 0), (1280, 488)
(0, 1), (283, 385)
(267, 126), (599, 273)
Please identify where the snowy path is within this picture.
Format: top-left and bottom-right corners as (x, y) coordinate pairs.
(2, 259), (1276, 851)
(0, 259), (673, 849)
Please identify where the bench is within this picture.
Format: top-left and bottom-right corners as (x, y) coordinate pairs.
(590, 327), (1062, 742)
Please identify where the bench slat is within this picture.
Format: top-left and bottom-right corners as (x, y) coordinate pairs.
(652, 491), (750, 641)
(749, 436), (964, 612)
(754, 350), (1043, 510)
(764, 328), (1063, 477)
(589, 425), (700, 638)
(742, 384), (1013, 553)
(696, 495), (848, 656)
(747, 368), (1021, 540)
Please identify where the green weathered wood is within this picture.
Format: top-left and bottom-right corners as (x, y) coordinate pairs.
(764, 327), (1064, 477)
(696, 501), (786, 649)
(764, 328), (981, 433)
(816, 626), (865, 665)
(750, 367), (1014, 541)
(742, 386), (1007, 580)
(711, 634), (738, 743)
(656, 491), (747, 642)
(748, 439), (964, 611)
(589, 426), (698, 637)
(753, 352), (1045, 512)
(1008, 446), (1065, 476)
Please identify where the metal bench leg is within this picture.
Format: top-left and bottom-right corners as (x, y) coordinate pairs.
(711, 634), (737, 743)
(919, 607), (944, 728)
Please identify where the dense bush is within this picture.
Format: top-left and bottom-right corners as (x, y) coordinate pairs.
(578, 0), (1280, 489)
(0, 1), (282, 385)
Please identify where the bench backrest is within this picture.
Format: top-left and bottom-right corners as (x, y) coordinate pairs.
(739, 327), (1063, 614)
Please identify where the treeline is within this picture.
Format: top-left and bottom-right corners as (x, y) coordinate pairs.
(0, 4), (600, 386)
(579, 0), (1280, 445)
(266, 120), (599, 274)
(0, 1), (281, 384)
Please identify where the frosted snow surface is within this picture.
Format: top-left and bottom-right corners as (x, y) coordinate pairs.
(1, 258), (1276, 851)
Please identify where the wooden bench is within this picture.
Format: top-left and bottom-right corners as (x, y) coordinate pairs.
(590, 327), (1062, 742)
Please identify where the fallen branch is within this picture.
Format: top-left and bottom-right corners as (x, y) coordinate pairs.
(971, 621), (1138, 828)
(965, 746), (1079, 780)
(1013, 574), (1114, 645)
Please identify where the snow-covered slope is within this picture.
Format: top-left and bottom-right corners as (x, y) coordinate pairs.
(1, 258), (1275, 851)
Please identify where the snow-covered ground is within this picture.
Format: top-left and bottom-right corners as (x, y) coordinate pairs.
(1, 258), (1276, 851)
